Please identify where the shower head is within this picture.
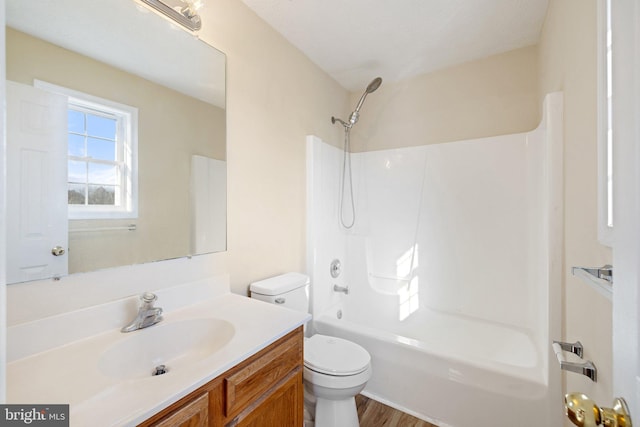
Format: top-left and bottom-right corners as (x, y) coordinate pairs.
(354, 77), (382, 114)
(331, 77), (383, 129)
(366, 77), (383, 94)
(350, 77), (383, 125)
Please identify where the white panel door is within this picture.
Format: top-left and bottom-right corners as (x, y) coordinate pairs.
(6, 81), (68, 283)
(611, 0), (639, 420)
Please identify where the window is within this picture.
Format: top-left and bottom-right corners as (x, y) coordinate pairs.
(35, 80), (138, 219)
(597, 0), (613, 245)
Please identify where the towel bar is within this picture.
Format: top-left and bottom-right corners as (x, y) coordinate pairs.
(553, 340), (583, 358)
(553, 340), (597, 382)
(572, 265), (613, 283)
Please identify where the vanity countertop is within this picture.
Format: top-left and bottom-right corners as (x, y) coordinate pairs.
(7, 292), (310, 426)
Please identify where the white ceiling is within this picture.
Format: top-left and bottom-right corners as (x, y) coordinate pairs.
(7, 0), (226, 108)
(240, 0), (549, 92)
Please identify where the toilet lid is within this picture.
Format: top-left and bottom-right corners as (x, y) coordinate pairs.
(304, 334), (371, 376)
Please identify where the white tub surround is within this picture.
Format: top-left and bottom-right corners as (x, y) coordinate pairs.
(306, 92), (563, 427)
(6, 277), (310, 426)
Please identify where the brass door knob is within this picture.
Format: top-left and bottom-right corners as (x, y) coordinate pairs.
(565, 393), (632, 427)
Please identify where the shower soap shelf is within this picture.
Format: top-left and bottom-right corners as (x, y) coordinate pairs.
(572, 265), (612, 301)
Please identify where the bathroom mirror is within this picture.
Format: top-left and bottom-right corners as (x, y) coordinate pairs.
(5, 0), (226, 284)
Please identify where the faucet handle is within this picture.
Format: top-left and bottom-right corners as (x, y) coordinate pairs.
(141, 292), (157, 304)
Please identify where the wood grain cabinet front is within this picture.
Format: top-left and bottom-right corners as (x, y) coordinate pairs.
(139, 327), (303, 427)
(227, 369), (303, 427)
(150, 392), (209, 427)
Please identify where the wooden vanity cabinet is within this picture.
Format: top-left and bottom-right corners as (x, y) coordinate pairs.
(150, 392), (209, 427)
(139, 327), (303, 427)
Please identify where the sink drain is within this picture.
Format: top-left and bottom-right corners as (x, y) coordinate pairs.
(152, 365), (168, 376)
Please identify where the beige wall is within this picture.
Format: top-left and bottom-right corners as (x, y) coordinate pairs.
(197, 0), (348, 294)
(538, 0), (613, 413)
(6, 28), (225, 274)
(350, 45), (539, 152)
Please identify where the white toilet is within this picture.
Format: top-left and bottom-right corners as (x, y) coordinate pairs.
(250, 272), (371, 427)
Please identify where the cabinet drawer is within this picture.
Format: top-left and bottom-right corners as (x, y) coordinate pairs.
(224, 331), (302, 416)
(151, 392), (208, 427)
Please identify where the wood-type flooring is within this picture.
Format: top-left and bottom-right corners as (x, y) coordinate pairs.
(356, 394), (437, 427)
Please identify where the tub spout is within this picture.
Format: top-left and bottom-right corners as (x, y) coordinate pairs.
(333, 284), (349, 295)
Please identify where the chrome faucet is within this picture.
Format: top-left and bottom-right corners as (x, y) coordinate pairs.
(333, 284), (349, 295)
(121, 292), (163, 333)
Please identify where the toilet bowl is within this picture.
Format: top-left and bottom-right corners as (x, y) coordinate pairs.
(304, 334), (371, 427)
(250, 273), (371, 427)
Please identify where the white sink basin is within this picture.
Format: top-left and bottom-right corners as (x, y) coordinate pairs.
(98, 318), (235, 380)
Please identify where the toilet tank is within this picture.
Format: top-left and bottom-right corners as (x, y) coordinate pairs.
(249, 272), (310, 313)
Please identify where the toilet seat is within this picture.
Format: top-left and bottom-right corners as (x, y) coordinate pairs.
(304, 334), (371, 376)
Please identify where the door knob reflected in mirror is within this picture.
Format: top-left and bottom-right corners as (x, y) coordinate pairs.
(51, 246), (66, 256)
(565, 393), (632, 427)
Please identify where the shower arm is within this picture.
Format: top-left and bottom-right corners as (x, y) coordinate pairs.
(332, 116), (352, 129)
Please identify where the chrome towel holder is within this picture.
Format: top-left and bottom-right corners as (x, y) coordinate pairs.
(552, 340), (597, 382)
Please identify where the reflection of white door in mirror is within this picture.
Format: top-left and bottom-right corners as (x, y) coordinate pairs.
(190, 155), (227, 254)
(6, 81), (68, 283)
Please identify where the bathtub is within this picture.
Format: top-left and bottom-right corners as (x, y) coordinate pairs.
(313, 306), (550, 427)
(306, 93), (563, 427)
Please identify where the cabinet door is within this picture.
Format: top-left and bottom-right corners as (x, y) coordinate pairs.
(228, 369), (303, 427)
(152, 392), (209, 427)
(224, 330), (302, 417)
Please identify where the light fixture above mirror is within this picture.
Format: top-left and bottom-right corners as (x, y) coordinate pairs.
(139, 0), (204, 31)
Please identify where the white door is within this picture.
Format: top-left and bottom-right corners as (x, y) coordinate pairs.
(6, 81), (68, 283)
(611, 0), (639, 421)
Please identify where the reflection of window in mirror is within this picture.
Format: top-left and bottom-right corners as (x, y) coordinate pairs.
(34, 80), (139, 220)
(598, 0), (613, 246)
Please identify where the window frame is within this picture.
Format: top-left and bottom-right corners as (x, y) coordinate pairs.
(34, 80), (139, 220)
